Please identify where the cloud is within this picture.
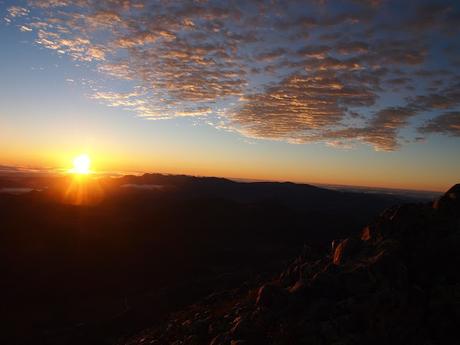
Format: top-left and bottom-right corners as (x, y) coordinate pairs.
(7, 6), (29, 18)
(296, 45), (332, 59)
(406, 3), (453, 31)
(256, 48), (288, 61)
(0, 164), (58, 177)
(419, 112), (460, 137)
(19, 25), (32, 32)
(7, 0), (460, 151)
(230, 71), (377, 143)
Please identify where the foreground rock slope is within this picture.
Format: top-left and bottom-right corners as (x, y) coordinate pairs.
(125, 184), (460, 345)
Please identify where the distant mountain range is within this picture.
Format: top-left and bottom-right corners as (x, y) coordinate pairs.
(0, 171), (441, 202)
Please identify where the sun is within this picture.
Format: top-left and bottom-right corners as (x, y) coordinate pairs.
(71, 154), (91, 174)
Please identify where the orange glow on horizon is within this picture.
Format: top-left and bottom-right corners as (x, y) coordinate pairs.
(0, 149), (453, 193)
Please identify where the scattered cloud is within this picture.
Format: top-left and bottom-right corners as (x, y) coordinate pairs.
(7, 6), (29, 18)
(19, 25), (32, 32)
(5, 0), (460, 150)
(419, 112), (460, 137)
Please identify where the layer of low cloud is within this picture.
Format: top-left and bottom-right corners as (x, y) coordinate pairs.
(4, 0), (460, 151)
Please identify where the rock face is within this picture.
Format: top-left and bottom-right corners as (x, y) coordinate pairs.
(434, 183), (460, 213)
(125, 185), (460, 345)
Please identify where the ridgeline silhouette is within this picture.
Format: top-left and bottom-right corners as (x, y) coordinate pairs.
(0, 174), (456, 344)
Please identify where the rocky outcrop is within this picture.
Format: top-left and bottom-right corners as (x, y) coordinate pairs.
(125, 185), (460, 345)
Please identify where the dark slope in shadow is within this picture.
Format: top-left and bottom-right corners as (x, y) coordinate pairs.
(125, 184), (460, 345)
(0, 174), (427, 344)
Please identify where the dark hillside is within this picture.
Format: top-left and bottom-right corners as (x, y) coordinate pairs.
(0, 174), (430, 344)
(125, 184), (460, 345)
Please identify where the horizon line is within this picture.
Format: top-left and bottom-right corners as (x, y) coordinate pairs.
(0, 163), (447, 194)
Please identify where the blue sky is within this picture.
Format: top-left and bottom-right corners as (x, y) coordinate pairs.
(1, 0), (460, 191)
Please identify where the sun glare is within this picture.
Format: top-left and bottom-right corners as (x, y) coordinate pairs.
(71, 154), (91, 174)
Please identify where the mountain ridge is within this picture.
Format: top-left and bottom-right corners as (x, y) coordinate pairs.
(124, 184), (460, 345)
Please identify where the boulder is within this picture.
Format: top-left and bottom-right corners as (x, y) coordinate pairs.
(230, 315), (251, 337)
(333, 238), (361, 265)
(255, 283), (288, 309)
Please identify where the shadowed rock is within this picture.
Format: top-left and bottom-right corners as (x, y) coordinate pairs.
(434, 183), (460, 213)
(125, 184), (460, 345)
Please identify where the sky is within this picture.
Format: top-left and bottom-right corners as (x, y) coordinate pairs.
(1, 0), (459, 192)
